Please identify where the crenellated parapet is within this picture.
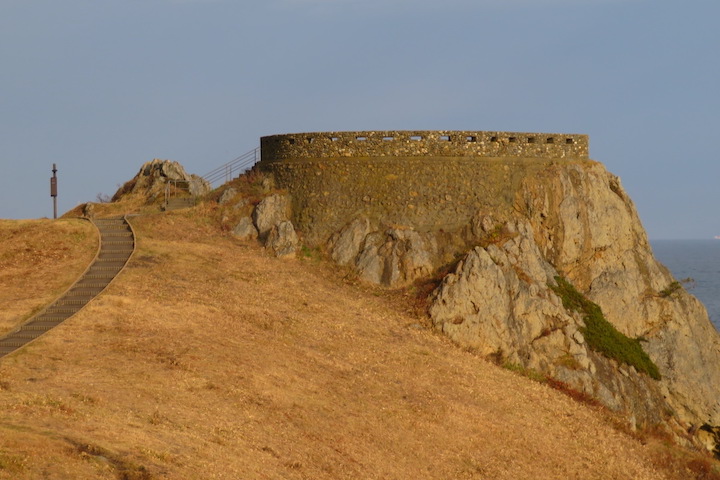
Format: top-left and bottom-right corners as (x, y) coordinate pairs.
(260, 130), (589, 162)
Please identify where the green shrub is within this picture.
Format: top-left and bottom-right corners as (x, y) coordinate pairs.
(658, 277), (695, 298)
(550, 276), (661, 380)
(658, 281), (681, 298)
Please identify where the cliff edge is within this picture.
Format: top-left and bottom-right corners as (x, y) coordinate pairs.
(255, 151), (720, 450)
(426, 161), (720, 441)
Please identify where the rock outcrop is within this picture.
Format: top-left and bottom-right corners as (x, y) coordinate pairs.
(218, 187), (238, 205)
(232, 217), (258, 241)
(319, 159), (720, 448)
(252, 194), (291, 241)
(112, 159), (211, 203)
(511, 162), (720, 430)
(212, 157), (720, 449)
(429, 162), (720, 441)
(228, 192), (299, 258)
(328, 221), (438, 287)
(266, 220), (299, 258)
(428, 217), (668, 427)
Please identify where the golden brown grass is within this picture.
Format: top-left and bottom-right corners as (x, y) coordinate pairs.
(0, 219), (97, 336)
(0, 207), (718, 479)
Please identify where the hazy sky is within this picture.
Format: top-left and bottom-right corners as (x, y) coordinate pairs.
(1, 0), (718, 239)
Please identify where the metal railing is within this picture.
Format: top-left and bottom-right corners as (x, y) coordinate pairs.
(164, 179), (190, 204)
(201, 147), (260, 188)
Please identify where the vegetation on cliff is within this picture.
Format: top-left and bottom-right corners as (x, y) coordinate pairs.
(551, 276), (661, 380)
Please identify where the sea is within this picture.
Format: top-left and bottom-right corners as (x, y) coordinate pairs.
(651, 239), (720, 331)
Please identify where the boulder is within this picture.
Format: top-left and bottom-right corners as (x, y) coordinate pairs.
(188, 175), (211, 197)
(219, 187), (238, 205)
(233, 217), (258, 241)
(266, 220), (299, 258)
(329, 218), (372, 266)
(252, 194), (291, 239)
(82, 203), (95, 219)
(354, 227), (436, 287)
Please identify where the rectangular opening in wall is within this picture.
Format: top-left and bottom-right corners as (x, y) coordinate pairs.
(546, 137), (555, 144)
(528, 137), (536, 144)
(356, 136), (368, 141)
(509, 137), (517, 143)
(410, 135), (423, 141)
(490, 136), (498, 142)
(466, 136), (477, 142)
(439, 135), (451, 141)
(383, 136), (394, 141)
(306, 137), (314, 143)
(288, 138), (296, 145)
(330, 136), (339, 141)
(565, 138), (574, 144)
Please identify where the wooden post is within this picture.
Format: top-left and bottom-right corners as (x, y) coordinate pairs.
(50, 164), (58, 219)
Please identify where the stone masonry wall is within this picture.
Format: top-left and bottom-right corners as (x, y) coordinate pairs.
(261, 130), (589, 161)
(258, 131), (591, 245)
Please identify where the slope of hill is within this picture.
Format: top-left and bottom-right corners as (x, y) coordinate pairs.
(0, 219), (97, 337)
(0, 208), (716, 479)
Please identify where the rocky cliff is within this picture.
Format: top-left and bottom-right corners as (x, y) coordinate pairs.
(316, 159), (720, 448)
(112, 159), (211, 203)
(216, 155), (719, 450)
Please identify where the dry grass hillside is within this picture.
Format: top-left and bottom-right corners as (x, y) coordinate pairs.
(1, 206), (719, 479)
(0, 219), (97, 337)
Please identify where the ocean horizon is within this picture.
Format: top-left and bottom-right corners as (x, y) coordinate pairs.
(651, 239), (720, 331)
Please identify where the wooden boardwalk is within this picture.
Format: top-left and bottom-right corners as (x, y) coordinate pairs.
(0, 217), (135, 358)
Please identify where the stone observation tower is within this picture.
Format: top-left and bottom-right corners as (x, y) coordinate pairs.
(258, 130), (590, 245)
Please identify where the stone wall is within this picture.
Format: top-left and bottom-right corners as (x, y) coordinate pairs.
(257, 131), (591, 245)
(261, 130), (589, 161)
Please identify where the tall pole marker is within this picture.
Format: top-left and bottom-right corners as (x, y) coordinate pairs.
(50, 164), (58, 219)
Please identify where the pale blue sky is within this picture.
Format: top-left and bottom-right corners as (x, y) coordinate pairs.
(1, 0), (718, 239)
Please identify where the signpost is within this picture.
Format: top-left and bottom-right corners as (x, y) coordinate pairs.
(50, 164), (58, 219)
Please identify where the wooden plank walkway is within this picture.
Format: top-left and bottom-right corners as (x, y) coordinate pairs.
(0, 217), (135, 358)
